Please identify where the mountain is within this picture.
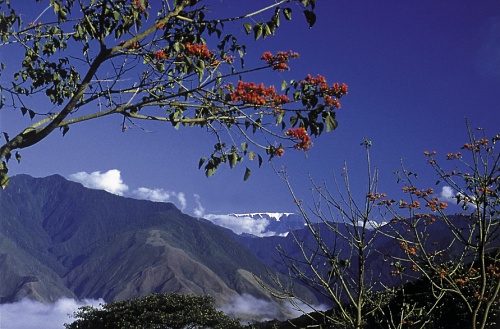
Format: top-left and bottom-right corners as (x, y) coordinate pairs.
(233, 215), (488, 304)
(0, 174), (316, 320)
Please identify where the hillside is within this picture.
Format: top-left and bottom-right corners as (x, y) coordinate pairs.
(0, 174), (315, 319)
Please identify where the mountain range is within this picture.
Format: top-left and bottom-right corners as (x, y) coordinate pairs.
(0, 174), (317, 321)
(1, 174), (477, 323)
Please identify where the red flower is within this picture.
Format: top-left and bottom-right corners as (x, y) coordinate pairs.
(261, 50), (299, 71)
(155, 50), (167, 60)
(286, 127), (312, 151)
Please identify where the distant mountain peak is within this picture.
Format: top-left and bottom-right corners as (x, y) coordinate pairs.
(229, 212), (295, 222)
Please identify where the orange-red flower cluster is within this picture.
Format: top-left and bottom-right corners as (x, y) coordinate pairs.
(425, 198), (448, 211)
(185, 42), (213, 61)
(400, 241), (418, 256)
(301, 74), (347, 108)
(461, 138), (489, 151)
(446, 152), (461, 160)
(261, 50), (299, 71)
(401, 186), (434, 198)
(274, 146), (284, 157)
(155, 49), (167, 60)
(366, 192), (387, 201)
(286, 127), (312, 151)
(332, 82), (349, 95)
(226, 81), (291, 107)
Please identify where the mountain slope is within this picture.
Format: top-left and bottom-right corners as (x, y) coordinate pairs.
(0, 174), (314, 318)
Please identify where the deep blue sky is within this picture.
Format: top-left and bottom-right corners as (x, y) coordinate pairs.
(2, 0), (499, 218)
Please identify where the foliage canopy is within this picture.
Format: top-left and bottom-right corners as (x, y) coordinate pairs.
(0, 0), (347, 187)
(64, 293), (244, 329)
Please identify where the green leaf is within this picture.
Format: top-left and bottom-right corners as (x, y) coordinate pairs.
(303, 10), (316, 28)
(229, 152), (238, 168)
(243, 167), (251, 181)
(264, 23), (272, 38)
(205, 163), (217, 177)
(241, 142), (248, 155)
(198, 157), (206, 169)
(276, 111), (284, 125)
(324, 112), (338, 132)
(283, 8), (292, 20)
(253, 23), (264, 40)
(281, 80), (288, 91)
(257, 154), (263, 167)
(243, 22), (252, 34)
(61, 125), (69, 136)
(15, 152), (21, 163)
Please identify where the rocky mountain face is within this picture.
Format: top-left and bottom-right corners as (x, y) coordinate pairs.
(0, 175), (315, 320)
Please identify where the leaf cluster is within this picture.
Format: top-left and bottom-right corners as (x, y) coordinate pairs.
(65, 293), (244, 329)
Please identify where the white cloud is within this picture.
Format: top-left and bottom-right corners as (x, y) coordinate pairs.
(204, 214), (271, 236)
(0, 298), (103, 329)
(193, 194), (205, 218)
(176, 192), (187, 211)
(132, 187), (172, 202)
(69, 169), (129, 196)
(286, 299), (329, 319)
(441, 186), (478, 209)
(220, 294), (280, 322)
(220, 294), (329, 322)
(69, 170), (190, 211)
(131, 188), (187, 211)
(441, 185), (456, 202)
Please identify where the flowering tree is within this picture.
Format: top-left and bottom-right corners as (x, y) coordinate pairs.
(381, 124), (500, 329)
(0, 0), (348, 187)
(260, 126), (499, 328)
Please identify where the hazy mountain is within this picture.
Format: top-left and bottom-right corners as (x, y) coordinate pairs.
(0, 174), (316, 320)
(233, 215), (484, 304)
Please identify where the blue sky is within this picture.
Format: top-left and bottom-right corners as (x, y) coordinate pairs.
(2, 0), (500, 220)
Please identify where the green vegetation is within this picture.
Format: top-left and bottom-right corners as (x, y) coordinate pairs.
(65, 293), (244, 329)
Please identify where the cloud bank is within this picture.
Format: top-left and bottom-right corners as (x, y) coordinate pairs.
(69, 169), (128, 196)
(0, 298), (103, 329)
(132, 187), (187, 211)
(220, 294), (280, 322)
(440, 185), (456, 202)
(220, 294), (329, 323)
(204, 214), (274, 236)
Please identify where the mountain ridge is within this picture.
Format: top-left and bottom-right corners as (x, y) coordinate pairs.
(0, 174), (316, 320)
